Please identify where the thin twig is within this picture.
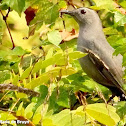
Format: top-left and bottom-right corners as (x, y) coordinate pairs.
(0, 9), (15, 49)
(0, 90), (10, 102)
(65, 0), (76, 9)
(5, 20), (15, 49)
(9, 98), (20, 112)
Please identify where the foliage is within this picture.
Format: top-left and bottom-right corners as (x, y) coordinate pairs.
(0, 0), (125, 126)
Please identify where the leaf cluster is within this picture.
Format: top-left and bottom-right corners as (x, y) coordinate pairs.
(0, 0), (125, 126)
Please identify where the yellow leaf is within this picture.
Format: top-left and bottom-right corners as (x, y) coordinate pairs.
(86, 103), (120, 126)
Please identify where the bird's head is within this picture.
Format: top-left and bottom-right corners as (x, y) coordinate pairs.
(60, 8), (100, 26)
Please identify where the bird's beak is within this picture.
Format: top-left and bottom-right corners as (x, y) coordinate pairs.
(60, 10), (74, 16)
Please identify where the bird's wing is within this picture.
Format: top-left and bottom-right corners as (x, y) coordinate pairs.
(84, 48), (124, 94)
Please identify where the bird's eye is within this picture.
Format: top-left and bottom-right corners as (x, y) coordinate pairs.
(81, 9), (86, 14)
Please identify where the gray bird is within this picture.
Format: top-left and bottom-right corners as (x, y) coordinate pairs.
(60, 8), (126, 100)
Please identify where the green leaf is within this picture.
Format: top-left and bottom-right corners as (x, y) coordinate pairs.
(32, 113), (41, 124)
(0, 3), (9, 10)
(16, 102), (25, 116)
(0, 47), (29, 60)
(74, 106), (85, 116)
(32, 85), (48, 112)
(15, 92), (27, 98)
(20, 66), (32, 80)
(107, 35), (123, 48)
(28, 0), (59, 29)
(45, 47), (54, 60)
(43, 118), (55, 126)
(0, 70), (10, 83)
(47, 30), (62, 46)
(34, 104), (48, 116)
(63, 16), (79, 32)
(115, 101), (126, 119)
(0, 112), (16, 120)
(113, 44), (126, 55)
(103, 27), (118, 35)
(56, 86), (70, 108)
(58, 1), (67, 9)
(26, 66), (76, 89)
(51, 109), (90, 126)
(114, 11), (126, 26)
(119, 1), (126, 8)
(25, 102), (36, 119)
(12, 74), (19, 85)
(51, 109), (71, 126)
(55, 51), (87, 65)
(86, 103), (120, 126)
(91, 0), (115, 10)
(2, 0), (25, 15)
(32, 56), (55, 74)
(68, 51), (87, 62)
(12, 46), (29, 56)
(123, 53), (126, 66)
(32, 50), (86, 74)
(70, 78), (97, 93)
(46, 4), (59, 23)
(48, 89), (60, 112)
(31, 60), (43, 74)
(0, 50), (9, 60)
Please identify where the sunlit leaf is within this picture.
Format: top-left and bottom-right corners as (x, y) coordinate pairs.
(32, 113), (41, 124)
(15, 92), (27, 98)
(114, 11), (126, 26)
(25, 102), (36, 119)
(0, 112), (16, 120)
(20, 66), (32, 80)
(58, 1), (67, 9)
(91, 0), (115, 10)
(26, 66), (76, 89)
(119, 1), (126, 8)
(16, 102), (25, 116)
(47, 30), (62, 46)
(86, 103), (120, 126)
(51, 109), (90, 126)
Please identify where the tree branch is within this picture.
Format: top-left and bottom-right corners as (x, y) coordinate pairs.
(0, 84), (40, 97)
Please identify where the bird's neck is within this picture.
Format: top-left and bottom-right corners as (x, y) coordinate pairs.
(79, 20), (104, 40)
(77, 20), (105, 52)
(80, 19), (103, 32)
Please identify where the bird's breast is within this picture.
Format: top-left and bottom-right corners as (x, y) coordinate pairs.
(77, 34), (95, 53)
